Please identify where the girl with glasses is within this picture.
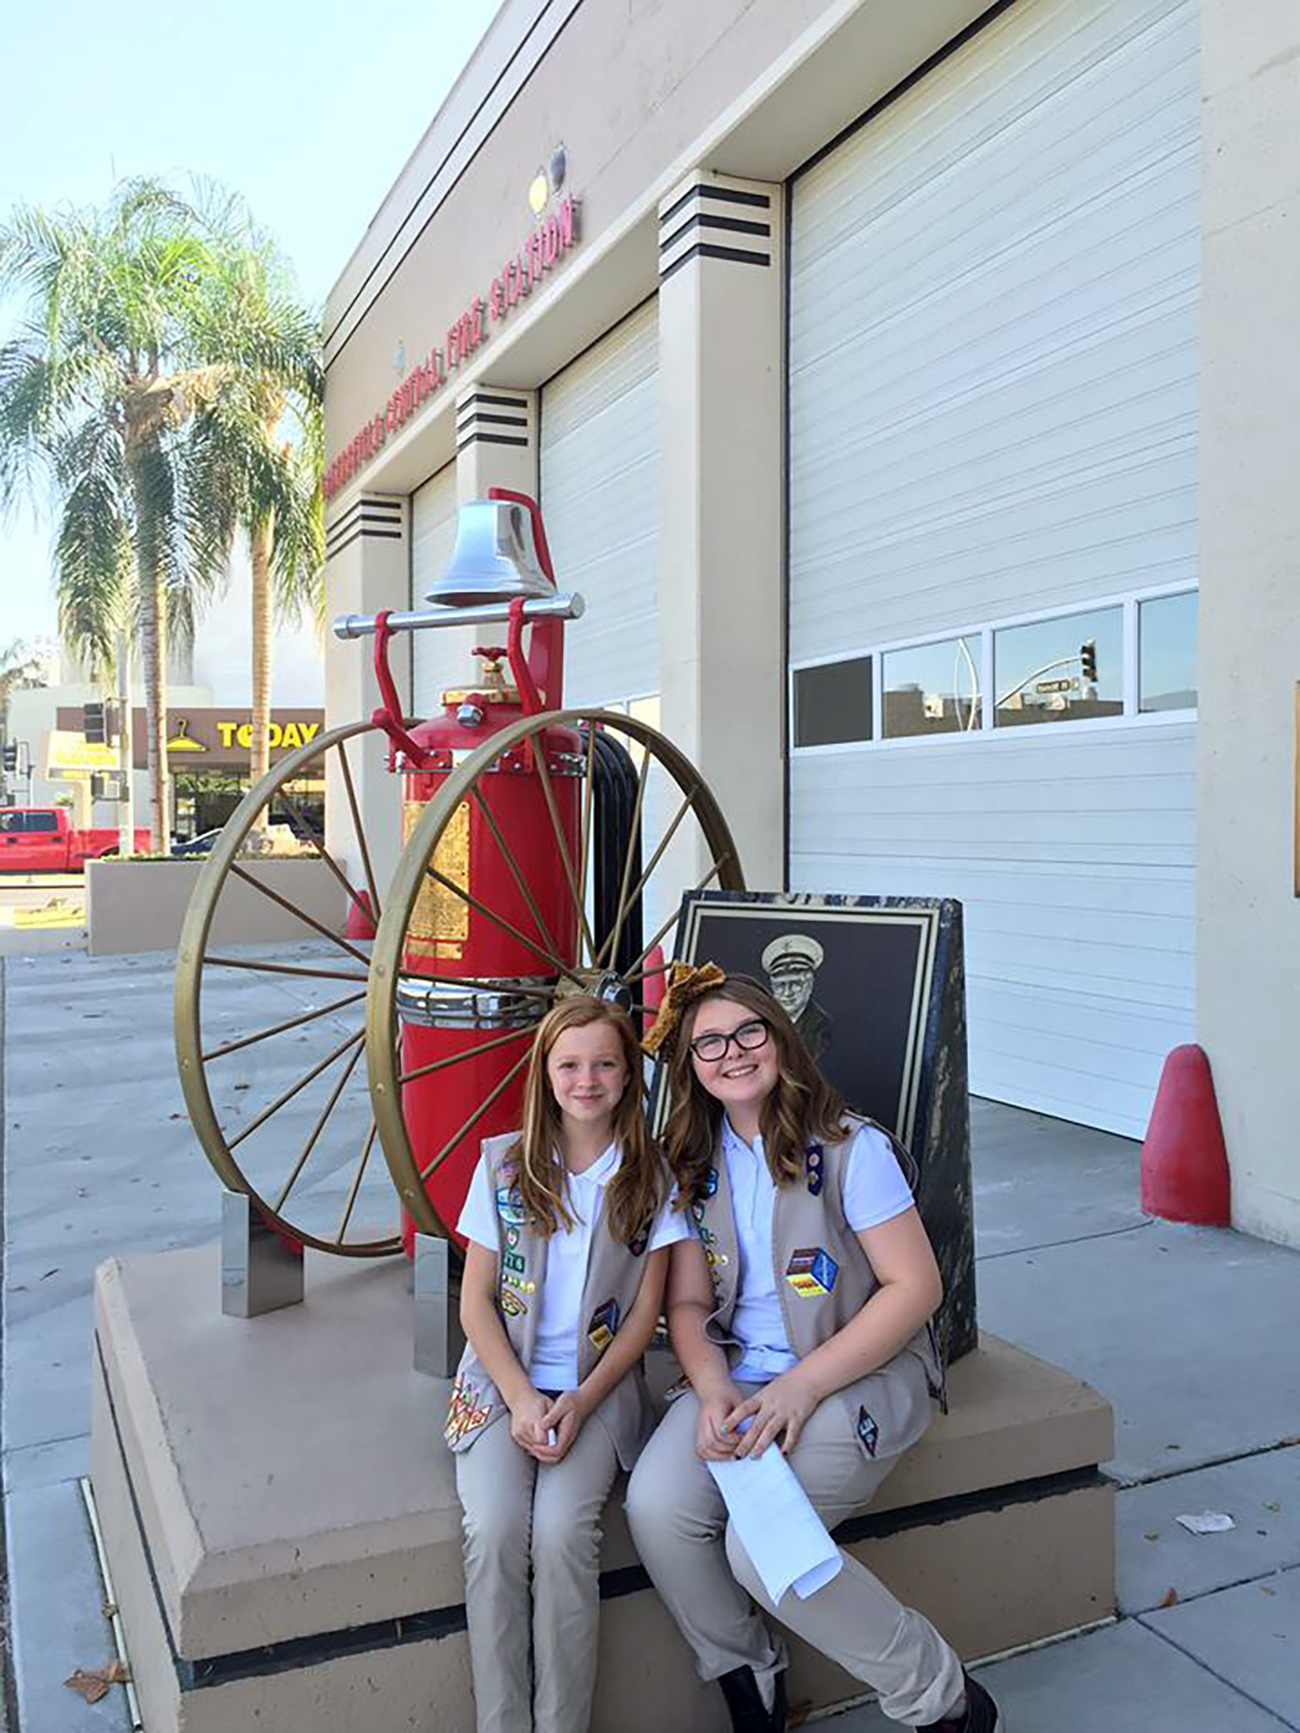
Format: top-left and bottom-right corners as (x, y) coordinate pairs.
(627, 970), (998, 1733)
(448, 997), (690, 1733)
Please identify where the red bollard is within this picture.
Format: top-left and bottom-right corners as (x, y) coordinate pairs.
(1140, 1043), (1231, 1226)
(345, 889), (377, 941)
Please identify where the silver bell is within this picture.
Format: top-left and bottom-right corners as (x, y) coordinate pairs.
(423, 498), (554, 606)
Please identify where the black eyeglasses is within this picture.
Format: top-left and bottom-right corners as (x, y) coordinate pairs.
(689, 1017), (771, 1064)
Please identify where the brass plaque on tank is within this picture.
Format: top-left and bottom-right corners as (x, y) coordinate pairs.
(404, 799), (470, 958)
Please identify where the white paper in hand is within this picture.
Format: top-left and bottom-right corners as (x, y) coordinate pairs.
(708, 1441), (842, 1604)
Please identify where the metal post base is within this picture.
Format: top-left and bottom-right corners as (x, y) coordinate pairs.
(413, 1233), (464, 1378)
(221, 1191), (305, 1317)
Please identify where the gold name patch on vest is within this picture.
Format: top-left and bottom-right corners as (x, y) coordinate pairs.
(785, 1247), (838, 1297)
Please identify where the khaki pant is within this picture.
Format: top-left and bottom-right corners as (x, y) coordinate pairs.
(625, 1372), (966, 1727)
(455, 1405), (620, 1733)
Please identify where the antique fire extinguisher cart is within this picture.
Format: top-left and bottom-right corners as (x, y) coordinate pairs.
(173, 492), (744, 1260)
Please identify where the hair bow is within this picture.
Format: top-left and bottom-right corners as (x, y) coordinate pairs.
(641, 960), (727, 1060)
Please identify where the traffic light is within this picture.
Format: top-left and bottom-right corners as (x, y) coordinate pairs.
(1080, 640), (1098, 683)
(2, 743), (17, 773)
(84, 701), (107, 744)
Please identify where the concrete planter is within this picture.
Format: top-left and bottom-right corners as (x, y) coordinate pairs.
(86, 858), (346, 957)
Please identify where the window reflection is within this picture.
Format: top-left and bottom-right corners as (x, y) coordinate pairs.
(793, 657), (872, 747)
(883, 636), (982, 737)
(1139, 592), (1197, 712)
(994, 606), (1123, 728)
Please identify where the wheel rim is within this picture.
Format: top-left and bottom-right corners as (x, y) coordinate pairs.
(367, 706), (745, 1240)
(174, 719), (403, 1257)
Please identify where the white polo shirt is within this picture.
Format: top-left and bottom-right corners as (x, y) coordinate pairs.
(721, 1117), (915, 1385)
(459, 1141), (689, 1391)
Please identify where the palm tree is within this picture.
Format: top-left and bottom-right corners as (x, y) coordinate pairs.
(184, 210), (324, 796)
(0, 637), (46, 719)
(0, 181), (222, 849)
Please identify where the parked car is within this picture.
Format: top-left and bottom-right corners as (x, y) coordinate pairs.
(170, 829), (222, 858)
(0, 807), (151, 872)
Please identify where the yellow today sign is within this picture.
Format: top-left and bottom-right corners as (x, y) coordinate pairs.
(215, 720), (321, 751)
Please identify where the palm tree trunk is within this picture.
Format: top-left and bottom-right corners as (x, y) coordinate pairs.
(130, 452), (171, 854)
(249, 512), (274, 794)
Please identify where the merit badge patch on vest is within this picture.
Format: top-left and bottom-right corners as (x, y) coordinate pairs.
(495, 1185), (526, 1227)
(499, 1287), (528, 1318)
(702, 1166), (719, 1197)
(805, 1143), (824, 1196)
(445, 1377), (493, 1446)
(856, 1406), (879, 1458)
(785, 1246), (838, 1297)
(587, 1298), (620, 1352)
(628, 1214), (651, 1257)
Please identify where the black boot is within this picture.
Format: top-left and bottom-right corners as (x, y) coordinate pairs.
(921, 1669), (999, 1731)
(717, 1665), (787, 1732)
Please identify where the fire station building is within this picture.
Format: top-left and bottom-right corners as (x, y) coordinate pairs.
(322, 0), (1300, 1249)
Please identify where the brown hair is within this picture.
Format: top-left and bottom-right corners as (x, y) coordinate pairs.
(514, 996), (664, 1243)
(663, 973), (852, 1204)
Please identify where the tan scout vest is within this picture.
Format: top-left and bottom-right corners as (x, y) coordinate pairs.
(690, 1115), (944, 1463)
(445, 1133), (659, 1468)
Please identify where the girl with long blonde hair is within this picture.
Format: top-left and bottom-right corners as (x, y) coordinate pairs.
(447, 995), (687, 1733)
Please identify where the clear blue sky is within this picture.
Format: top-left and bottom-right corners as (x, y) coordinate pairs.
(3, 0), (501, 647)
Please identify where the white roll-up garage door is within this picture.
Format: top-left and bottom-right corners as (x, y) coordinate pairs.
(410, 462), (460, 716)
(788, 0), (1199, 1137)
(539, 300), (659, 708)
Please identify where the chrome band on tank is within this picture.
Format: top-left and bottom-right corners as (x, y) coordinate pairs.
(396, 976), (553, 1029)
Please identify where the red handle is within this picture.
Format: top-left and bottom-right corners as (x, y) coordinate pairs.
(371, 610), (427, 765)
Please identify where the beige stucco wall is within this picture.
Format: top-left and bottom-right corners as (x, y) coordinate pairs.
(1197, 0), (1300, 1248)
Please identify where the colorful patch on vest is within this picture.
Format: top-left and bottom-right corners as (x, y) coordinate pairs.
(504, 1225), (521, 1250)
(587, 1297), (620, 1353)
(499, 1286), (528, 1318)
(856, 1406), (879, 1458)
(785, 1246), (838, 1297)
(805, 1143), (825, 1197)
(628, 1214), (651, 1257)
(445, 1377), (493, 1446)
(701, 1165), (719, 1198)
(495, 1185), (526, 1227)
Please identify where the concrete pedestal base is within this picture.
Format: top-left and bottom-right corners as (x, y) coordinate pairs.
(90, 1248), (1114, 1733)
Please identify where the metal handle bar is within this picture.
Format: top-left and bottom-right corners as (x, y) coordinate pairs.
(332, 593), (584, 641)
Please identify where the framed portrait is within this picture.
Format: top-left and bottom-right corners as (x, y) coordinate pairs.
(653, 889), (977, 1360)
(654, 892), (941, 1147)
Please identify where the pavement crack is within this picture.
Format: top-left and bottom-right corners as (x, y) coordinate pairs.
(976, 1219), (1155, 1261)
(1109, 1436), (1300, 1490)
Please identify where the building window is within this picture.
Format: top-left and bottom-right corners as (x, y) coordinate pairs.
(792, 657), (873, 747)
(993, 606), (1123, 728)
(1139, 591), (1197, 712)
(883, 636), (982, 738)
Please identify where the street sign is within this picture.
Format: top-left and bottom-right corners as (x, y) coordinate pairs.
(1035, 677), (1080, 694)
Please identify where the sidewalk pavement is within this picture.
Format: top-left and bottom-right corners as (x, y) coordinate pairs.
(2, 944), (1298, 1731)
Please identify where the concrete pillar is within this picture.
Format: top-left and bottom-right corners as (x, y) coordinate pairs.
(657, 171), (784, 893)
(455, 386), (538, 505)
(1197, 0), (1300, 1248)
(323, 492), (409, 898)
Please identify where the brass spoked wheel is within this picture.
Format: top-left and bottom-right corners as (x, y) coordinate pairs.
(174, 720), (404, 1257)
(367, 706), (745, 1242)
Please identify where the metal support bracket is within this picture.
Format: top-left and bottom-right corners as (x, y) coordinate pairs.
(413, 1234), (464, 1378)
(221, 1191), (305, 1317)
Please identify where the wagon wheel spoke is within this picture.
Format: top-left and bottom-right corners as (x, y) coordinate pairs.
(472, 785), (562, 959)
(227, 863), (372, 966)
(202, 989), (367, 1062)
(273, 1038), (367, 1213)
(175, 719), (403, 1259)
(337, 736), (381, 925)
(598, 788), (697, 972)
(337, 1123), (378, 1242)
(532, 744), (598, 965)
(397, 1025), (537, 1088)
(621, 855), (732, 985)
(424, 866), (588, 988)
(416, 1048), (534, 1184)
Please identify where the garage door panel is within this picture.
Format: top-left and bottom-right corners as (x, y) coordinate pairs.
(540, 301), (658, 709)
(788, 0), (1197, 1133)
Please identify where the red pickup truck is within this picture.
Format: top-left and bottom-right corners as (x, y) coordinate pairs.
(0, 807), (151, 872)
